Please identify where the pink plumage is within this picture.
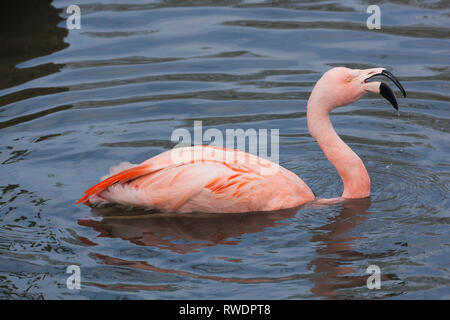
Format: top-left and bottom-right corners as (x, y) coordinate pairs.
(77, 145), (314, 213)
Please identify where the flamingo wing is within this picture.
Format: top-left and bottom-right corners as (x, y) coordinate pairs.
(77, 146), (315, 213)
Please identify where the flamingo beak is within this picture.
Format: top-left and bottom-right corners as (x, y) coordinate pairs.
(363, 69), (406, 111)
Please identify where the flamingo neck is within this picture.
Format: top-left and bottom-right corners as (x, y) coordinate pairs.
(307, 98), (370, 199)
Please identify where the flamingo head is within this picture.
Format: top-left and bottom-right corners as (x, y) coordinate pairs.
(310, 67), (406, 111)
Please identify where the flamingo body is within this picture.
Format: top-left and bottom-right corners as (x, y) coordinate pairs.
(78, 145), (315, 213)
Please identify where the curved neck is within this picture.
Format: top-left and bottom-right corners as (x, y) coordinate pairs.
(307, 96), (370, 199)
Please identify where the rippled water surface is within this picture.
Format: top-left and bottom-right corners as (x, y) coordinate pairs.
(0, 0), (449, 299)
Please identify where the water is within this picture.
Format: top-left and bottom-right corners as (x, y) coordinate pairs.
(0, 0), (449, 299)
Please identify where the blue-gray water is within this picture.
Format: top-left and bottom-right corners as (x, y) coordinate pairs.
(0, 0), (449, 299)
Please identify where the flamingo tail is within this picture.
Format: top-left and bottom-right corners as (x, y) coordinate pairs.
(76, 164), (157, 204)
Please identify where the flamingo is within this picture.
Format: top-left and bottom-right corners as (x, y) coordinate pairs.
(77, 67), (406, 213)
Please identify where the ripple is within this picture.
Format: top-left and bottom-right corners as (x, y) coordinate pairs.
(222, 20), (450, 39)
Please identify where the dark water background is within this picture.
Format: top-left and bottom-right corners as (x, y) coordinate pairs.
(0, 0), (449, 299)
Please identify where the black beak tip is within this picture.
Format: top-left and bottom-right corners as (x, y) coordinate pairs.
(380, 82), (399, 111)
(381, 69), (407, 98)
(365, 69), (406, 110)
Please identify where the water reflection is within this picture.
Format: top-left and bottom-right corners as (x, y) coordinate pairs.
(308, 198), (372, 299)
(79, 205), (305, 286)
(78, 206), (299, 253)
(78, 198), (387, 296)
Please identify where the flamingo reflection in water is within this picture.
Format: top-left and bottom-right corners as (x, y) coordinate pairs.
(78, 198), (396, 297)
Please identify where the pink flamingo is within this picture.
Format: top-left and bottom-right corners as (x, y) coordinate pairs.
(77, 67), (405, 213)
